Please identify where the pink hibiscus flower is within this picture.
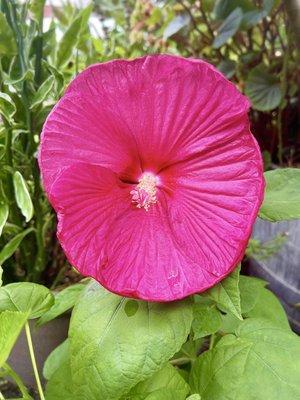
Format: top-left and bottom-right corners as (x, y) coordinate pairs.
(39, 54), (264, 302)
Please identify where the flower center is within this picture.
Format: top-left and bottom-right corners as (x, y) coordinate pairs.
(130, 172), (158, 211)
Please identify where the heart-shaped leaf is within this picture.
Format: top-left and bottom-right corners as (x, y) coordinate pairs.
(259, 168), (300, 221)
(0, 282), (54, 319)
(245, 65), (282, 111)
(190, 318), (300, 399)
(69, 281), (193, 400)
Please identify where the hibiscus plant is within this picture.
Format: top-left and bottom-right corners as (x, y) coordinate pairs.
(0, 1), (300, 400)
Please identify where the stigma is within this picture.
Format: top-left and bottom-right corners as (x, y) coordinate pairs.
(130, 172), (158, 211)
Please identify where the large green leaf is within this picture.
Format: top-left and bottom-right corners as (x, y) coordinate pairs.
(0, 12), (17, 56)
(245, 287), (290, 329)
(123, 363), (190, 400)
(239, 275), (266, 314)
(259, 168), (300, 221)
(0, 282), (54, 319)
(45, 352), (73, 400)
(0, 310), (28, 367)
(203, 266), (242, 319)
(213, 8), (243, 48)
(13, 171), (34, 222)
(43, 339), (69, 380)
(245, 65), (282, 111)
(190, 318), (300, 399)
(192, 303), (222, 339)
(0, 227), (33, 265)
(144, 389), (184, 400)
(69, 282), (193, 400)
(0, 202), (9, 237)
(37, 282), (86, 326)
(0, 92), (16, 123)
(56, 4), (92, 68)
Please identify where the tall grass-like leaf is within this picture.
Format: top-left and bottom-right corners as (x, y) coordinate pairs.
(0, 12), (17, 56)
(56, 4), (93, 68)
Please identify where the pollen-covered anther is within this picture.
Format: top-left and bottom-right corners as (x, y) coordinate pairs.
(130, 173), (158, 211)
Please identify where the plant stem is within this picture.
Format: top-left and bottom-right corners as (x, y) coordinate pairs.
(3, 363), (32, 400)
(209, 333), (216, 350)
(25, 322), (45, 400)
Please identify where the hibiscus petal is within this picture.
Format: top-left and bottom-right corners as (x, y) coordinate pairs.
(163, 125), (264, 280)
(40, 55), (249, 191)
(49, 163), (129, 278)
(39, 93), (141, 193)
(97, 193), (218, 301)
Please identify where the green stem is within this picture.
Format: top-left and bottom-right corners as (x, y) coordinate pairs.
(170, 357), (191, 366)
(25, 322), (45, 400)
(3, 363), (32, 400)
(209, 333), (216, 350)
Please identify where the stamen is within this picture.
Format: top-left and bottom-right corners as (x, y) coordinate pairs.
(130, 173), (158, 211)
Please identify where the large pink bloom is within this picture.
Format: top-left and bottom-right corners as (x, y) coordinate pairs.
(39, 54), (264, 302)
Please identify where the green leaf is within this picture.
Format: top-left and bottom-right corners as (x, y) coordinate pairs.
(3, 69), (34, 86)
(124, 363), (190, 400)
(239, 275), (266, 314)
(0, 311), (28, 367)
(187, 395), (201, 400)
(0, 227), (34, 265)
(42, 60), (65, 95)
(45, 351), (73, 400)
(37, 283), (86, 326)
(56, 4), (93, 68)
(0, 266), (3, 287)
(144, 389), (183, 400)
(245, 287), (290, 329)
(163, 13), (191, 39)
(0, 12), (17, 56)
(259, 168), (300, 221)
(69, 281), (193, 400)
(30, 76), (55, 109)
(245, 65), (282, 111)
(213, 0), (254, 19)
(13, 171), (34, 222)
(213, 8), (243, 48)
(43, 339), (69, 380)
(0, 282), (54, 319)
(29, 0), (45, 23)
(217, 59), (236, 79)
(204, 265), (242, 320)
(0, 92), (16, 122)
(190, 318), (300, 399)
(0, 202), (9, 237)
(192, 303), (222, 339)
